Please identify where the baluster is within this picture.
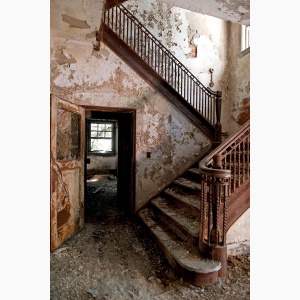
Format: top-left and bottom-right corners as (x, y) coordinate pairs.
(210, 95), (213, 123)
(247, 136), (250, 179)
(205, 93), (207, 120)
(182, 72), (185, 99)
(241, 140), (245, 183)
(103, 8), (107, 25)
(145, 31), (147, 62)
(197, 87), (199, 113)
(122, 10), (125, 41)
(238, 143), (241, 188)
(166, 53), (168, 81)
(150, 39), (153, 68)
(207, 183), (212, 244)
(188, 76), (191, 105)
(114, 7), (117, 33)
(175, 63), (179, 92)
(117, 6), (121, 36)
(126, 15), (129, 45)
(233, 148), (236, 192)
(154, 44), (157, 72)
(133, 22), (136, 52)
(137, 26), (139, 55)
(193, 80), (195, 108)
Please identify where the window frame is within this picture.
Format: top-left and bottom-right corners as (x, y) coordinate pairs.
(241, 25), (250, 51)
(87, 118), (117, 156)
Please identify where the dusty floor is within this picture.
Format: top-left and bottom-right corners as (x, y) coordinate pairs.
(50, 176), (250, 300)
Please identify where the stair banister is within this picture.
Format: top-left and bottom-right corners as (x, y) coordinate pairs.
(198, 120), (250, 277)
(102, 4), (223, 144)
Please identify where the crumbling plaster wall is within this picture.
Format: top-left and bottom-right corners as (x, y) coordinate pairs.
(227, 208), (250, 255)
(227, 22), (250, 135)
(156, 0), (250, 26)
(125, 0), (231, 132)
(51, 0), (211, 210)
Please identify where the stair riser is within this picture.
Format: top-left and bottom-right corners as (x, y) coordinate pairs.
(139, 215), (219, 287)
(155, 208), (198, 246)
(170, 183), (202, 197)
(183, 173), (201, 183)
(163, 193), (200, 219)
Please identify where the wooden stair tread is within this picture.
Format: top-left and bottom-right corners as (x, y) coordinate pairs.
(151, 197), (199, 238)
(164, 187), (200, 211)
(173, 177), (201, 191)
(138, 208), (221, 274)
(188, 168), (200, 175)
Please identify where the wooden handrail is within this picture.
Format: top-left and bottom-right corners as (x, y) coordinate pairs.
(199, 120), (250, 184)
(198, 120), (250, 278)
(102, 4), (222, 136)
(199, 122), (250, 244)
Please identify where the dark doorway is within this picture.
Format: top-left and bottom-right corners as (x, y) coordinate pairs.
(84, 108), (136, 222)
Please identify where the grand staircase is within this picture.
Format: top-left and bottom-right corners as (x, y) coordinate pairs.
(138, 121), (250, 286)
(99, 1), (250, 287)
(138, 161), (222, 286)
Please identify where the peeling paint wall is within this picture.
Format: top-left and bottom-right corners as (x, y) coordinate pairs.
(124, 0), (230, 123)
(227, 209), (250, 255)
(51, 0), (211, 210)
(51, 0), (250, 252)
(227, 22), (250, 135)
(156, 0), (250, 26)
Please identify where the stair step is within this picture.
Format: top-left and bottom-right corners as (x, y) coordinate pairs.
(188, 168), (200, 176)
(151, 197), (199, 245)
(173, 177), (201, 192)
(138, 208), (221, 286)
(182, 167), (202, 183)
(163, 187), (200, 217)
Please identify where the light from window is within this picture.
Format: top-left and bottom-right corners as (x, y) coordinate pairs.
(241, 25), (250, 51)
(88, 120), (116, 155)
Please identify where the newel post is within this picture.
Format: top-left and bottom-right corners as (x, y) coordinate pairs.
(211, 153), (227, 278)
(214, 91), (222, 145)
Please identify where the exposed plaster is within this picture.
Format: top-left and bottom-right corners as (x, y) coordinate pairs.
(62, 14), (91, 28)
(156, 0), (250, 26)
(51, 0), (248, 213)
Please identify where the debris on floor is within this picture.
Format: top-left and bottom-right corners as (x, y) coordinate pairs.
(50, 177), (250, 299)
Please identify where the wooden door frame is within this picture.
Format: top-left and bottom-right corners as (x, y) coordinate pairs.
(83, 106), (136, 216)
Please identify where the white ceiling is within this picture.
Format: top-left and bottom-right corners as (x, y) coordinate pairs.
(156, 0), (250, 26)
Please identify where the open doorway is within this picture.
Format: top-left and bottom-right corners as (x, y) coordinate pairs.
(84, 108), (136, 223)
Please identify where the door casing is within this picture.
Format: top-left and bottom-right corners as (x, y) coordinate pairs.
(85, 107), (136, 216)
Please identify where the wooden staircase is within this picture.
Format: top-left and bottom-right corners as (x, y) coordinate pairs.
(99, 3), (250, 287)
(138, 162), (222, 286)
(138, 121), (250, 286)
(100, 3), (223, 144)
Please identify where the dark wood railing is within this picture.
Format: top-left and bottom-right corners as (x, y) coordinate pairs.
(198, 120), (250, 277)
(102, 4), (222, 132)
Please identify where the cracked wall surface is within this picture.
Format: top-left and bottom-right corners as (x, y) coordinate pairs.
(51, 0), (249, 211)
(124, 0), (229, 96)
(156, 0), (250, 26)
(227, 22), (250, 134)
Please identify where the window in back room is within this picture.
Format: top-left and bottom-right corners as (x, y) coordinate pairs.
(87, 119), (117, 156)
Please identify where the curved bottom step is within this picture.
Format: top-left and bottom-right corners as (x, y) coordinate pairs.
(138, 208), (221, 286)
